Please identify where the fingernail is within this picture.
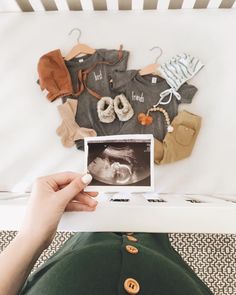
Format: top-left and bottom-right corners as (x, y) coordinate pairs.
(81, 173), (92, 184)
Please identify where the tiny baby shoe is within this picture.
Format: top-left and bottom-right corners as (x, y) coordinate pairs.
(114, 94), (134, 122)
(97, 96), (116, 123)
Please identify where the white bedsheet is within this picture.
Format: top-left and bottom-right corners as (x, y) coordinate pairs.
(0, 10), (236, 195)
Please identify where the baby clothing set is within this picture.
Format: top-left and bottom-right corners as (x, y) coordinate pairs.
(38, 47), (129, 149)
(37, 48), (204, 165)
(109, 54), (204, 164)
(110, 69), (197, 140)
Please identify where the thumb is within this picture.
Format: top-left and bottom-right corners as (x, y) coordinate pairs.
(57, 173), (93, 203)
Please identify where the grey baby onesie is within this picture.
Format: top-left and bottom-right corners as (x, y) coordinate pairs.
(110, 70), (198, 141)
(63, 48), (129, 149)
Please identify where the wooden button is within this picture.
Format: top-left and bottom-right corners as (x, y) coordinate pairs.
(127, 235), (138, 242)
(126, 245), (139, 254)
(124, 278), (140, 294)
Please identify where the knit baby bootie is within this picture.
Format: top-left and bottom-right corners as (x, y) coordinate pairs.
(114, 94), (134, 122)
(97, 96), (116, 123)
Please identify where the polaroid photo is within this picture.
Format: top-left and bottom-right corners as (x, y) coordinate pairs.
(84, 134), (154, 192)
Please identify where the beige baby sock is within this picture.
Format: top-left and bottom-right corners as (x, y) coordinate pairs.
(56, 99), (78, 147)
(56, 99), (97, 147)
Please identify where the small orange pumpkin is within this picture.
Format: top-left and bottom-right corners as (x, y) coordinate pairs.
(145, 115), (153, 125)
(138, 113), (146, 121)
(138, 113), (153, 126)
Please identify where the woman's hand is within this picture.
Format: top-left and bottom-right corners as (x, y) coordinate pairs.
(0, 172), (97, 295)
(19, 171), (98, 249)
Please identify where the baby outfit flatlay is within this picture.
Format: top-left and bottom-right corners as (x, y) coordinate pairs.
(37, 49), (204, 165)
(57, 99), (97, 148)
(110, 69), (198, 141)
(154, 110), (202, 165)
(38, 48), (129, 149)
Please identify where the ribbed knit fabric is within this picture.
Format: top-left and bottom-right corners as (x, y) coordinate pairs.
(159, 53), (204, 90)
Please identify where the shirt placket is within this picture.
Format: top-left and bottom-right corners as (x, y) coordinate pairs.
(118, 233), (142, 295)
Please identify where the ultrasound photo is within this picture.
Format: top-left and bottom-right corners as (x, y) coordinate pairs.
(84, 135), (154, 192)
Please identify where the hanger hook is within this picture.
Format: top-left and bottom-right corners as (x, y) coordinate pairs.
(68, 28), (82, 43)
(150, 46), (163, 64)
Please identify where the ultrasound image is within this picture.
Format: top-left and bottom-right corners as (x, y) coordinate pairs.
(87, 141), (151, 186)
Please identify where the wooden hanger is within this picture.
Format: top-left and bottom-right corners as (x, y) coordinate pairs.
(139, 46), (163, 76)
(64, 28), (96, 61)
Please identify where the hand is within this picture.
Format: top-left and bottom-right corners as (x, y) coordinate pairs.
(19, 172), (98, 248)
